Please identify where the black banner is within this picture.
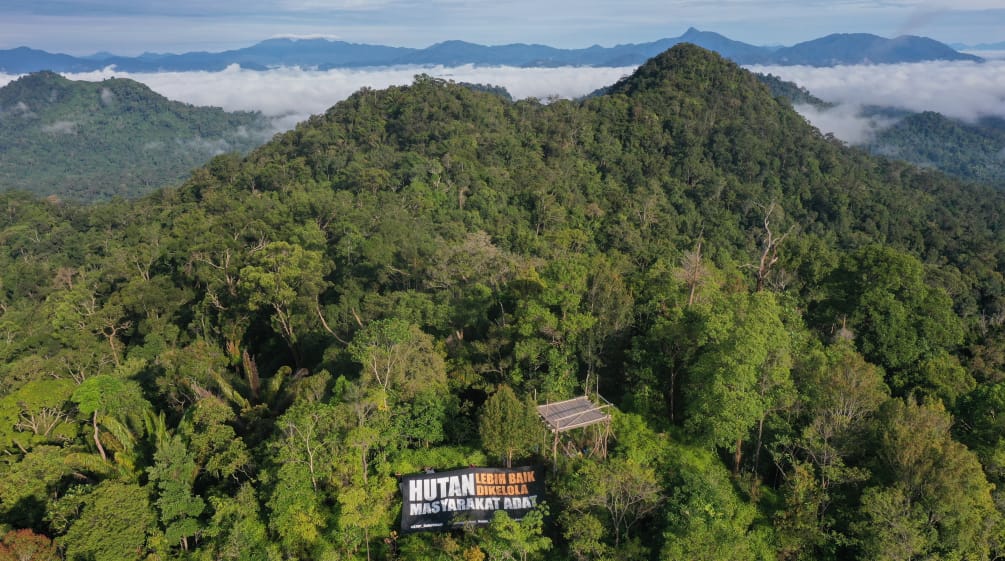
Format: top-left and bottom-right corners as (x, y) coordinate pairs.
(399, 466), (545, 533)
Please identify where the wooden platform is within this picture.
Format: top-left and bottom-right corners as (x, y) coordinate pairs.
(537, 396), (610, 433)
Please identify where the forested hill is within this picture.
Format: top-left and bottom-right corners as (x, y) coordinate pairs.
(0, 71), (271, 201)
(865, 110), (1005, 186)
(3, 44), (1005, 561)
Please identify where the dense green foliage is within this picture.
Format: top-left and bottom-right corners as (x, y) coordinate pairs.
(865, 111), (1005, 187)
(3, 44), (1005, 560)
(759, 75), (1005, 188)
(755, 73), (832, 109)
(0, 72), (271, 202)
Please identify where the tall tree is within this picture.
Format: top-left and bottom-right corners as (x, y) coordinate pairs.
(685, 290), (793, 474)
(348, 318), (447, 409)
(60, 481), (156, 561)
(148, 435), (205, 553)
(817, 245), (963, 373)
(479, 385), (542, 468)
(240, 240), (331, 366)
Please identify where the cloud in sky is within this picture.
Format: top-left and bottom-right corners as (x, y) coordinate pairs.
(0, 65), (636, 133)
(2, 58), (1002, 145)
(748, 59), (1005, 142)
(1, 1), (1004, 55)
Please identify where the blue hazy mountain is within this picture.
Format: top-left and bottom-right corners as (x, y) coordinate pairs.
(951, 41), (1005, 51)
(0, 47), (101, 73)
(0, 29), (982, 73)
(770, 33), (982, 66)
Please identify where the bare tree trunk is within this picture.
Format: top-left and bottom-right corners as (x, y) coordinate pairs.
(754, 417), (765, 473)
(734, 438), (743, 476)
(754, 202), (794, 292)
(92, 411), (107, 462)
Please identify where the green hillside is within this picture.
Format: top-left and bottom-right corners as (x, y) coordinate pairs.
(759, 75), (1005, 188)
(865, 110), (1005, 187)
(2, 45), (1005, 561)
(0, 71), (271, 201)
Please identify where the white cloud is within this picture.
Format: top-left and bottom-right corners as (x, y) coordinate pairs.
(748, 59), (1005, 142)
(793, 104), (897, 144)
(100, 87), (115, 106)
(41, 120), (78, 134)
(268, 33), (343, 41)
(966, 50), (1005, 60)
(178, 136), (233, 155)
(0, 100), (37, 119)
(4, 58), (1002, 149)
(277, 0), (394, 11)
(1, 65), (636, 134)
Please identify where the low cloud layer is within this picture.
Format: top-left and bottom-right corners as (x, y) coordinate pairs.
(3, 59), (1003, 146)
(748, 59), (1005, 143)
(790, 104), (896, 145)
(0, 65), (635, 134)
(41, 120), (78, 134)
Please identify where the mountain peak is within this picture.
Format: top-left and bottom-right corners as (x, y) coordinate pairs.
(775, 32), (980, 65)
(0, 71), (72, 106)
(609, 43), (744, 96)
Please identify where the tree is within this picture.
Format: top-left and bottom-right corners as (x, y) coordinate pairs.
(0, 529), (59, 561)
(817, 245), (963, 372)
(180, 395), (251, 482)
(240, 240), (331, 365)
(0, 446), (71, 531)
(852, 485), (932, 561)
(479, 385), (542, 468)
(751, 202), (794, 292)
(788, 341), (887, 489)
(348, 318), (447, 409)
(868, 398), (1000, 560)
(685, 290), (793, 474)
(60, 481), (156, 561)
(558, 458), (663, 546)
(662, 444), (773, 561)
(558, 511), (610, 561)
(482, 507), (552, 561)
(70, 373), (151, 470)
(0, 378), (76, 453)
(773, 462), (830, 561)
(202, 483), (277, 561)
(892, 350), (974, 408)
(267, 457), (333, 559)
(148, 435), (205, 552)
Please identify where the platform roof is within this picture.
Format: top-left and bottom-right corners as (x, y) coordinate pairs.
(537, 396), (610, 433)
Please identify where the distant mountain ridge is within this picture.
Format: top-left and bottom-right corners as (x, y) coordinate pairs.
(770, 33), (981, 65)
(952, 41), (1005, 51)
(0, 29), (981, 73)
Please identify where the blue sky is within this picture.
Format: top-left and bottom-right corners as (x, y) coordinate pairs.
(1, 0), (1004, 55)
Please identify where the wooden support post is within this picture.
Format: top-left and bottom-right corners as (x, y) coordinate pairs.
(552, 430), (559, 472)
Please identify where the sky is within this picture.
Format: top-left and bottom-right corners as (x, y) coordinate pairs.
(1, 0), (1004, 55)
